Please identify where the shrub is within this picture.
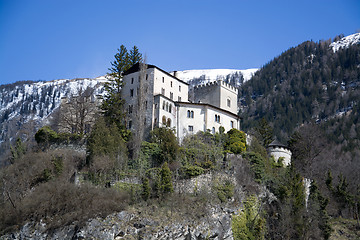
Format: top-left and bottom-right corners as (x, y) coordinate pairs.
(35, 126), (82, 149)
(224, 129), (247, 154)
(214, 179), (234, 203)
(180, 165), (205, 179)
(181, 132), (224, 169)
(150, 127), (179, 165)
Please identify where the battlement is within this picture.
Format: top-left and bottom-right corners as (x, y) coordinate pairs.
(194, 80), (238, 94)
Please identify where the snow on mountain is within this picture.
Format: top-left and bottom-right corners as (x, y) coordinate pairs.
(0, 77), (108, 162)
(172, 68), (258, 87)
(0, 77), (107, 122)
(330, 33), (360, 52)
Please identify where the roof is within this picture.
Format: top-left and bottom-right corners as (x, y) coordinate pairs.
(268, 139), (287, 148)
(175, 100), (242, 119)
(124, 63), (189, 85)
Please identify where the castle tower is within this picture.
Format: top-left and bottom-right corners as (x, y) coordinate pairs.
(267, 139), (292, 166)
(193, 80), (238, 115)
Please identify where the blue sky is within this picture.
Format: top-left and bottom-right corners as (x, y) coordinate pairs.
(0, 0), (359, 85)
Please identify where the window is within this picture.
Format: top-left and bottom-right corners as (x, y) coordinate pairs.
(155, 103), (158, 109)
(128, 121), (132, 129)
(163, 101), (165, 110)
(178, 96), (182, 102)
(227, 99), (231, 107)
(212, 127), (215, 134)
(146, 74), (148, 80)
(161, 88), (165, 95)
(170, 92), (173, 100)
(215, 114), (220, 123)
(128, 104), (133, 114)
(166, 102), (169, 112)
(162, 116), (167, 125)
(130, 89), (134, 97)
(188, 125), (194, 132)
(145, 101), (148, 109)
(179, 86), (181, 92)
(131, 78), (134, 84)
(187, 110), (194, 118)
(231, 120), (234, 128)
(162, 77), (164, 83)
(169, 104), (172, 113)
(171, 81), (173, 87)
(167, 118), (171, 127)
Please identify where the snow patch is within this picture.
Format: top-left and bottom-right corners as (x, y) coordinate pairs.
(330, 33), (360, 52)
(172, 68), (258, 84)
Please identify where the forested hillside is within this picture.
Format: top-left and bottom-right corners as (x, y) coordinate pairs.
(239, 34), (360, 227)
(240, 34), (360, 144)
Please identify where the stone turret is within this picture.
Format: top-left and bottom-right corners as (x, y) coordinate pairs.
(267, 139), (292, 166)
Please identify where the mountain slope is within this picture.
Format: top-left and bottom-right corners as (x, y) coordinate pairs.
(0, 77), (107, 164)
(240, 33), (360, 142)
(239, 33), (360, 207)
(172, 68), (258, 87)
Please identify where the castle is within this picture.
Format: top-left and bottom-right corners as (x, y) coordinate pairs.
(122, 63), (241, 142)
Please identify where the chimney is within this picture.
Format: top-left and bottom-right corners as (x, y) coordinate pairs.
(173, 71), (178, 78)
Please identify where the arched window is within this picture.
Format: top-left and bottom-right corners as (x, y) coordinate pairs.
(162, 115), (167, 125)
(190, 111), (194, 118)
(167, 118), (171, 127)
(187, 110), (191, 118)
(163, 101), (165, 110)
(215, 114), (220, 123)
(166, 102), (169, 112)
(212, 127), (215, 134)
(169, 104), (172, 113)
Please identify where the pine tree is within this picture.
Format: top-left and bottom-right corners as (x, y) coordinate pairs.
(10, 138), (26, 164)
(102, 45), (142, 139)
(141, 177), (151, 201)
(232, 195), (266, 240)
(255, 118), (273, 147)
(160, 162), (173, 195)
(129, 46), (143, 66)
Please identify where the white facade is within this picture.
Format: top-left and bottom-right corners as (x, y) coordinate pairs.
(122, 63), (241, 141)
(267, 140), (292, 166)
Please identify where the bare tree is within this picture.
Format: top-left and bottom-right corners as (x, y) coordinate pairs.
(59, 87), (99, 135)
(130, 57), (149, 160)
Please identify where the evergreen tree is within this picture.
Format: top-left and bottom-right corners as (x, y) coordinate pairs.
(86, 117), (128, 170)
(309, 181), (332, 239)
(150, 127), (179, 165)
(129, 46), (143, 66)
(255, 118), (273, 147)
(10, 138), (26, 164)
(160, 162), (173, 194)
(141, 177), (151, 201)
(232, 195), (266, 240)
(102, 45), (142, 137)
